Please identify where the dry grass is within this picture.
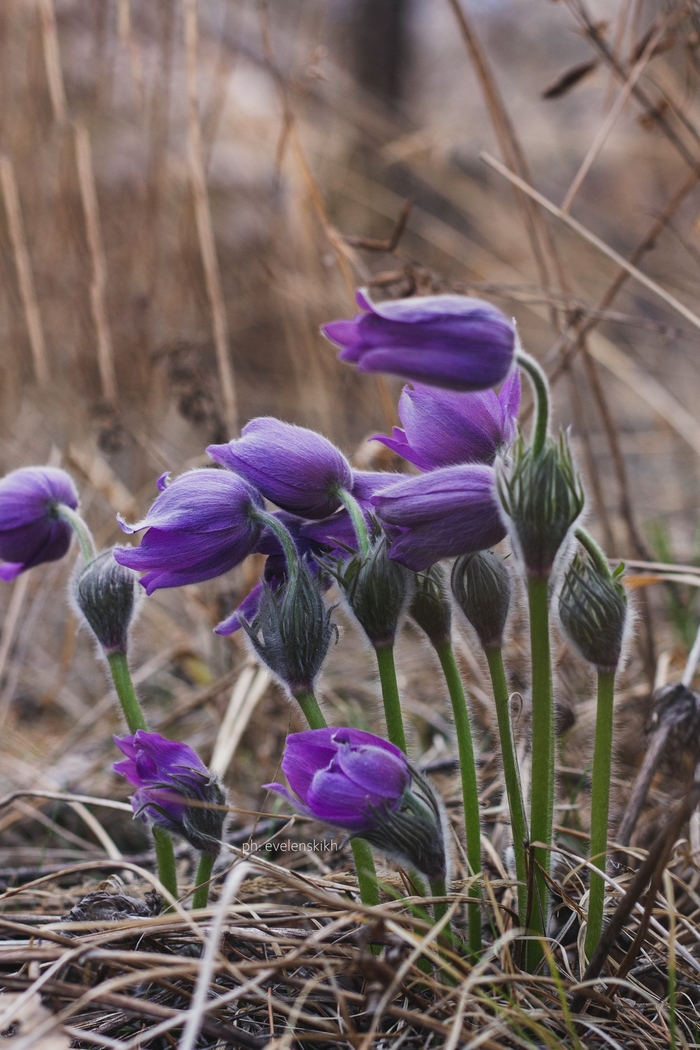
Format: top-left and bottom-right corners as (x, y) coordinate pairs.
(4, 0), (700, 1045)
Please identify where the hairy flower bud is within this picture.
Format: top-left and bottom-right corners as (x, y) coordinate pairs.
(266, 727), (447, 881)
(498, 432), (585, 578)
(451, 550), (511, 651)
(114, 731), (226, 856)
(334, 534), (410, 648)
(73, 550), (139, 654)
(559, 555), (627, 672)
(409, 564), (452, 648)
(240, 557), (335, 698)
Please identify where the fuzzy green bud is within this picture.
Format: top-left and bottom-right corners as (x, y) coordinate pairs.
(409, 564), (452, 648)
(73, 549), (139, 654)
(240, 557), (335, 698)
(335, 534), (410, 649)
(451, 550), (511, 651)
(498, 431), (585, 578)
(558, 555), (627, 672)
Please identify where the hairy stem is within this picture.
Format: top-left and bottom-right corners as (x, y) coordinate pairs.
(526, 574), (554, 970)
(192, 852), (216, 911)
(56, 505), (97, 563)
(585, 669), (616, 960)
(375, 643), (408, 753)
(516, 351), (550, 458)
(152, 826), (179, 902)
(336, 488), (370, 558)
(485, 646), (528, 926)
(575, 526), (612, 577)
(435, 641), (482, 955)
(253, 509), (299, 568)
(294, 690), (327, 732)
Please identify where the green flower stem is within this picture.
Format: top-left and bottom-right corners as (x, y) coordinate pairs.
(435, 641), (482, 956)
(526, 574), (554, 970)
(484, 646), (528, 926)
(293, 690), (327, 732)
(107, 651), (148, 733)
(192, 852), (216, 910)
(430, 875), (449, 927)
(374, 644), (408, 753)
(152, 826), (179, 902)
(254, 509), (299, 567)
(336, 488), (370, 558)
(516, 351), (550, 458)
(575, 526), (612, 577)
(106, 650), (178, 902)
(293, 689), (379, 908)
(56, 505), (96, 563)
(584, 669), (616, 960)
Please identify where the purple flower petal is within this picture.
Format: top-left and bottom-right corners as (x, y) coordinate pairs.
(0, 466), (79, 578)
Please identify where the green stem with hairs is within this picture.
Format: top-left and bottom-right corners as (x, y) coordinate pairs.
(435, 641), (481, 956)
(516, 351), (550, 458)
(336, 488), (370, 558)
(584, 669), (616, 960)
(429, 875), (449, 928)
(192, 852), (216, 911)
(575, 526), (612, 577)
(56, 505), (96, 563)
(293, 689), (379, 908)
(106, 650), (178, 902)
(253, 509), (299, 567)
(108, 651), (148, 733)
(526, 574), (554, 971)
(484, 646), (529, 927)
(152, 827), (179, 902)
(374, 644), (408, 753)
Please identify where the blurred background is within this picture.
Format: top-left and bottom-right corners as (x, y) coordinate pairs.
(2, 0), (700, 873)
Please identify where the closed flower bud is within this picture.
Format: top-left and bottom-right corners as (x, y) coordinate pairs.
(498, 432), (585, 578)
(451, 550), (511, 651)
(114, 731), (226, 856)
(73, 550), (139, 654)
(559, 555), (627, 672)
(239, 556), (335, 698)
(409, 564), (452, 648)
(334, 534), (410, 648)
(265, 727), (447, 881)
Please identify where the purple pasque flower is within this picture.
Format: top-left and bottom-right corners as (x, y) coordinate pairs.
(322, 289), (515, 392)
(371, 465), (506, 572)
(114, 730), (226, 855)
(265, 727), (447, 880)
(373, 371), (521, 471)
(0, 466), (80, 581)
(207, 417), (353, 520)
(114, 469), (264, 595)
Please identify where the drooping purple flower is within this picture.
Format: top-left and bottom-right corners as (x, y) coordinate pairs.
(0, 466), (80, 581)
(207, 417), (353, 520)
(373, 371), (521, 470)
(114, 730), (226, 855)
(265, 727), (447, 879)
(322, 289), (516, 392)
(114, 469), (264, 595)
(371, 465), (506, 572)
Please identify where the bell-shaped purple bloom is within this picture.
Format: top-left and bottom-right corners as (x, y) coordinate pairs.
(322, 289), (515, 392)
(266, 727), (410, 833)
(207, 417), (353, 520)
(0, 466), (80, 581)
(373, 371), (521, 471)
(266, 727), (448, 879)
(114, 469), (264, 595)
(114, 730), (226, 855)
(371, 465), (506, 572)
